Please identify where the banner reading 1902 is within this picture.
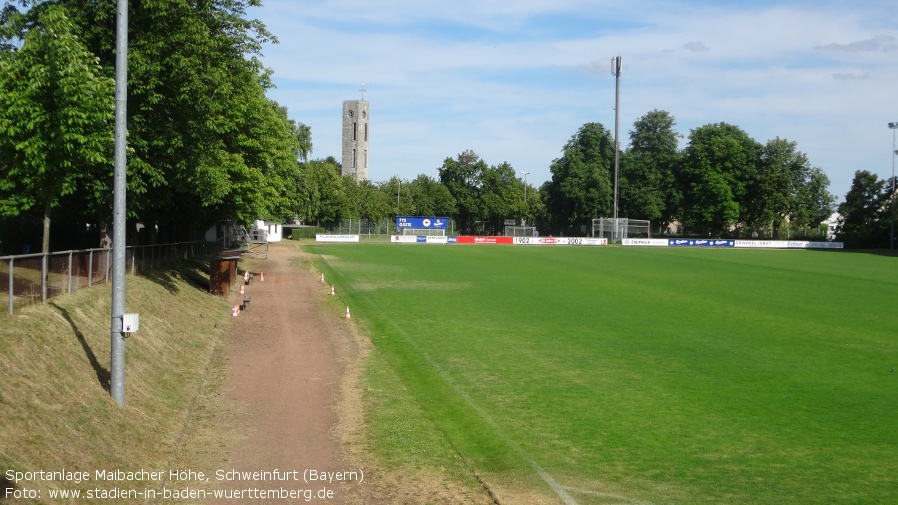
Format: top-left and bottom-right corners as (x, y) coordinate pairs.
(396, 216), (449, 230)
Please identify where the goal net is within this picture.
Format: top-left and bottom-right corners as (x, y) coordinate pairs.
(505, 226), (536, 237)
(592, 218), (651, 240)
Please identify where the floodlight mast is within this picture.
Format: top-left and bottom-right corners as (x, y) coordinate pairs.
(611, 56), (622, 243)
(889, 122), (897, 250)
(520, 171), (530, 227)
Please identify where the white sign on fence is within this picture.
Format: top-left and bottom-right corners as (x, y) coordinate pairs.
(316, 234), (360, 243)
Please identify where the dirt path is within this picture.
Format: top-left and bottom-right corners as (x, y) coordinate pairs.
(194, 242), (372, 504)
(177, 241), (494, 505)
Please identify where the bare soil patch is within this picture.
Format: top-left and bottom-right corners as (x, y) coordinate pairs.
(173, 242), (493, 505)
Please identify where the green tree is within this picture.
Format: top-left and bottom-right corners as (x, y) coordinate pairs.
(403, 175), (456, 218)
(0, 4), (114, 252)
(544, 122), (615, 232)
(344, 178), (392, 221)
(837, 170), (888, 248)
(439, 150), (487, 234)
(619, 110), (682, 230)
(19, 0), (293, 240)
(753, 138), (835, 237)
(296, 159), (350, 226)
(479, 162), (520, 235)
(679, 123), (761, 236)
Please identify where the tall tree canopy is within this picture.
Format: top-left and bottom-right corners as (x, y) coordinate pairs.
(1, 0), (302, 246)
(619, 110), (682, 229)
(753, 138), (835, 237)
(543, 122), (615, 232)
(679, 123), (761, 236)
(439, 150), (487, 234)
(837, 170), (889, 248)
(0, 4), (114, 252)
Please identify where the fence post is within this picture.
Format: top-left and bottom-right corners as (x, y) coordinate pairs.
(41, 253), (48, 303)
(8, 258), (13, 315)
(88, 250), (94, 287)
(68, 251), (73, 294)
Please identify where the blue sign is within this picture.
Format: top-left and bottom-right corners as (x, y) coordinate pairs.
(396, 216), (449, 229)
(668, 239), (734, 247)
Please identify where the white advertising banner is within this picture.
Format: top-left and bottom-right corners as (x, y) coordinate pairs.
(622, 238), (669, 247)
(316, 234), (360, 243)
(734, 240), (844, 249)
(513, 237), (608, 246)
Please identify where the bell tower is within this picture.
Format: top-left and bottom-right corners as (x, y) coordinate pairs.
(341, 85), (369, 182)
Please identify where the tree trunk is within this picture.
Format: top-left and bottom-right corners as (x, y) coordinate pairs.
(42, 196), (52, 253)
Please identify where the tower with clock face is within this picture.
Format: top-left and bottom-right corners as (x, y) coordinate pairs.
(341, 99), (369, 182)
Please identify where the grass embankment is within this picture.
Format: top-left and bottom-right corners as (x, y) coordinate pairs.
(0, 260), (232, 504)
(309, 244), (898, 505)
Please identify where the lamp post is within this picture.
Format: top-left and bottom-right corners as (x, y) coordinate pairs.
(520, 171), (530, 227)
(890, 122), (897, 250)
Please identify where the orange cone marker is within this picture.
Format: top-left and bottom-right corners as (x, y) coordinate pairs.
(345, 306), (351, 320)
(260, 272), (265, 282)
(232, 304), (240, 316)
(240, 284), (245, 294)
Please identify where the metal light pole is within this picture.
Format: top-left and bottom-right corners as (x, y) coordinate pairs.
(611, 56), (622, 243)
(520, 171), (530, 227)
(889, 122), (897, 250)
(109, 0), (129, 406)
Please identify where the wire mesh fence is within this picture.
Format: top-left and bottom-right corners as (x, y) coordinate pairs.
(1, 242), (215, 315)
(324, 218), (458, 240)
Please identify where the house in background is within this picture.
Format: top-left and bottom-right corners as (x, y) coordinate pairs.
(252, 220), (282, 243)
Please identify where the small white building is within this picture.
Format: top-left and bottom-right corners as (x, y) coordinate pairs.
(823, 212), (840, 241)
(252, 220), (283, 242)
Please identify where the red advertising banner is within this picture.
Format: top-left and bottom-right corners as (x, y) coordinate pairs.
(454, 236), (514, 244)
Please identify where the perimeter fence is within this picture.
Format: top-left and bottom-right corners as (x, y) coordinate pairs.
(323, 218), (459, 241)
(1, 242), (215, 315)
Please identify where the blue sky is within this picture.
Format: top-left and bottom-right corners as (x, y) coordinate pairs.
(248, 0), (897, 201)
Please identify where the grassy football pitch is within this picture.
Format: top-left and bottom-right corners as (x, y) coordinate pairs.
(307, 243), (898, 504)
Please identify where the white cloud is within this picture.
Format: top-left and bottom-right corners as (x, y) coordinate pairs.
(251, 0), (898, 199)
(816, 35), (898, 53)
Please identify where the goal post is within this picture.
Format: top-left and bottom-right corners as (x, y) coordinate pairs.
(504, 226), (536, 237)
(592, 218), (651, 240)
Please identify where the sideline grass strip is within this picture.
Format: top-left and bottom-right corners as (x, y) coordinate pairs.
(308, 244), (898, 504)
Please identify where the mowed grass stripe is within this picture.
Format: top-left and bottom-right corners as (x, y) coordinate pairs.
(307, 244), (898, 504)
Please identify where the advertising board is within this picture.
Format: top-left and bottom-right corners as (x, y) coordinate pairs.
(513, 237), (608, 246)
(735, 240), (844, 249)
(396, 216), (449, 230)
(668, 239), (734, 247)
(622, 238), (669, 247)
(316, 234), (359, 243)
(454, 236), (514, 244)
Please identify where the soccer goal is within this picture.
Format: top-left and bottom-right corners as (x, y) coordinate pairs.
(592, 218), (651, 240)
(504, 226), (537, 237)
